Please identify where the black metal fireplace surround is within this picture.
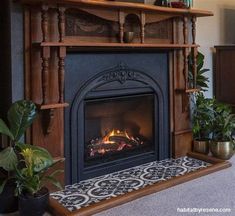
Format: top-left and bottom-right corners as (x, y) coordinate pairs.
(65, 51), (170, 183)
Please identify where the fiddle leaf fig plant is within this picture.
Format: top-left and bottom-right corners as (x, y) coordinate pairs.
(0, 100), (37, 193)
(6, 100), (37, 143)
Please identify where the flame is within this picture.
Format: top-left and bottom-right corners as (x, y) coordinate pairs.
(88, 129), (144, 157)
(103, 129), (133, 143)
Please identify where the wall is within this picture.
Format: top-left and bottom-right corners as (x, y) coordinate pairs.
(194, 0), (235, 97)
(0, 0), (24, 118)
(0, 0), (11, 119)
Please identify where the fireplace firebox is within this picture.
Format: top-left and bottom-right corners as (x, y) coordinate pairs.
(84, 94), (154, 167)
(65, 52), (170, 183)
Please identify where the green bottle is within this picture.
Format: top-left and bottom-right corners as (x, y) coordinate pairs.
(183, 0), (191, 8)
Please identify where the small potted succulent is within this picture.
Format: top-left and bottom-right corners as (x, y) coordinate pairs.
(0, 100), (37, 213)
(210, 101), (235, 160)
(192, 93), (214, 154)
(15, 144), (63, 216)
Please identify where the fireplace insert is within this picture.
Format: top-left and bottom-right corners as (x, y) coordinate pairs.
(84, 94), (154, 167)
(65, 52), (170, 183)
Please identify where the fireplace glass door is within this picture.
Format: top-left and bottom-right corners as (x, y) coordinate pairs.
(84, 94), (155, 167)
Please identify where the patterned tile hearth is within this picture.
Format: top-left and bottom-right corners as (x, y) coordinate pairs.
(51, 156), (211, 212)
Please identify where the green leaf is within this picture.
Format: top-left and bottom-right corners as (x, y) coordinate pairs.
(19, 144), (53, 173)
(43, 175), (63, 190)
(0, 119), (14, 140)
(0, 179), (7, 194)
(8, 100), (37, 142)
(198, 69), (210, 74)
(0, 147), (17, 171)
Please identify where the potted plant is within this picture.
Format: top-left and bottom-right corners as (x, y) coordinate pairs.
(15, 144), (63, 216)
(192, 93), (214, 154)
(0, 100), (37, 213)
(190, 52), (212, 154)
(210, 101), (235, 160)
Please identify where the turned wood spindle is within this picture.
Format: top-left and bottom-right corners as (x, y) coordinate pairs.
(183, 16), (188, 44)
(184, 49), (189, 90)
(41, 47), (50, 104)
(58, 47), (66, 103)
(58, 7), (66, 42)
(183, 16), (189, 89)
(141, 12), (145, 44)
(192, 16), (197, 44)
(191, 17), (197, 88)
(193, 48), (198, 88)
(41, 5), (49, 42)
(119, 11), (125, 43)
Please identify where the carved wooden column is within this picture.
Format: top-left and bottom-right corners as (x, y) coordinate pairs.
(140, 12), (145, 43)
(41, 47), (50, 105)
(58, 47), (66, 103)
(119, 11), (125, 43)
(192, 16), (198, 88)
(58, 7), (66, 42)
(41, 5), (50, 104)
(41, 5), (49, 42)
(181, 16), (190, 112)
(183, 16), (189, 90)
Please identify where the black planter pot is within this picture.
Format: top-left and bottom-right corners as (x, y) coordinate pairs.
(19, 187), (49, 216)
(0, 180), (18, 213)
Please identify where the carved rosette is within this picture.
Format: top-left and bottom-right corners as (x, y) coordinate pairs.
(101, 63), (139, 84)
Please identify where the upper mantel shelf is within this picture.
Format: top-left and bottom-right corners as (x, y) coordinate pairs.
(21, 0), (213, 17)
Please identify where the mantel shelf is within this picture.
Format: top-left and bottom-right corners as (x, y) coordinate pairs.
(36, 42), (200, 49)
(21, 0), (213, 18)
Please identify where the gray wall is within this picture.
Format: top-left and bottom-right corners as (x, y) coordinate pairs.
(0, 0), (24, 118)
(195, 0), (235, 98)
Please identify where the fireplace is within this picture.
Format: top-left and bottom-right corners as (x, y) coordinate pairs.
(65, 52), (170, 183)
(21, 0), (212, 189)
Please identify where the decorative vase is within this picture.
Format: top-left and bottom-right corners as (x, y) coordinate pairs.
(210, 141), (234, 160)
(193, 140), (209, 155)
(123, 32), (135, 43)
(0, 180), (18, 213)
(19, 187), (49, 216)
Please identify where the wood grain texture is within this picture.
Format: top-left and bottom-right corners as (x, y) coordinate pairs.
(214, 47), (235, 105)
(21, 0), (213, 17)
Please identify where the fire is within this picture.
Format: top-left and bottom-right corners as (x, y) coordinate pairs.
(103, 129), (132, 143)
(88, 129), (144, 158)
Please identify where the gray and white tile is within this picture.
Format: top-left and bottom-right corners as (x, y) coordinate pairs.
(51, 156), (210, 212)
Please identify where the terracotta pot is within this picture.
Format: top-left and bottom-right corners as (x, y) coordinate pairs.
(210, 141), (234, 160)
(19, 187), (49, 216)
(193, 140), (209, 155)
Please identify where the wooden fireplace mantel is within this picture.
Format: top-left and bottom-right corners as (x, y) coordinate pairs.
(21, 0), (213, 17)
(21, 0), (213, 186)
